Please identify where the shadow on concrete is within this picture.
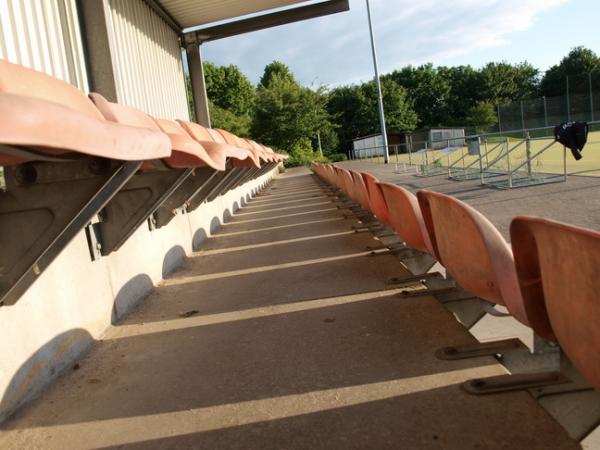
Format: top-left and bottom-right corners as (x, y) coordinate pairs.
(210, 216), (221, 234)
(91, 383), (567, 450)
(0, 328), (94, 425)
(1, 294), (500, 429)
(162, 246), (186, 279)
(192, 228), (209, 252)
(112, 274), (154, 324)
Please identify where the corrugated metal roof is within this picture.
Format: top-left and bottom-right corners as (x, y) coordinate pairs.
(157, 0), (308, 29)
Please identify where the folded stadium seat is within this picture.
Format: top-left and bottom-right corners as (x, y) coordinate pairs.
(152, 119), (224, 171)
(339, 168), (356, 201)
(511, 217), (600, 389)
(0, 60), (170, 305)
(206, 128), (266, 200)
(349, 170), (372, 212)
(90, 94), (233, 248)
(361, 172), (391, 226)
(224, 139), (264, 191)
(179, 121), (260, 195)
(375, 182), (448, 280)
(378, 183), (435, 256)
(448, 215), (600, 421)
(417, 190), (532, 323)
(416, 190), (557, 359)
(234, 139), (280, 188)
(178, 120), (256, 168)
(325, 164), (338, 188)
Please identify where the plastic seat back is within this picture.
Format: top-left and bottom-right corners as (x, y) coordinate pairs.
(349, 170), (371, 210)
(339, 168), (355, 200)
(511, 216), (600, 389)
(178, 121), (257, 168)
(418, 190), (529, 325)
(0, 62), (170, 163)
(378, 182), (434, 255)
(362, 172), (391, 226)
(153, 118), (223, 170)
(0, 60), (103, 120)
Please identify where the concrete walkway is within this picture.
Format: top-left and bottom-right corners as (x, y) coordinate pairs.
(0, 168), (579, 449)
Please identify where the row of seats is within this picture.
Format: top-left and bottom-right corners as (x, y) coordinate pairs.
(0, 60), (286, 172)
(312, 162), (599, 392)
(0, 60), (286, 306)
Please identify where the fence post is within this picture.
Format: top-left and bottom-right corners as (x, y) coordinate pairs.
(589, 72), (595, 121)
(543, 96), (548, 127)
(525, 132), (532, 177)
(479, 138), (485, 184)
(506, 138), (513, 188)
(520, 100), (526, 133)
(563, 145), (567, 182)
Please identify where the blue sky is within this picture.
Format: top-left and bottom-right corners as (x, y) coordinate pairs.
(200, 0), (600, 87)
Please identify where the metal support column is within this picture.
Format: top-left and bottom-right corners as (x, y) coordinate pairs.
(365, 0), (389, 164)
(186, 42), (211, 127)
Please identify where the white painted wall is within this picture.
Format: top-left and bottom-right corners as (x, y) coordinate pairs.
(108, 0), (190, 120)
(0, 168), (278, 423)
(0, 0), (88, 90)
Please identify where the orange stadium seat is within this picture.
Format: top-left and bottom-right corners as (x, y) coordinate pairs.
(511, 216), (600, 389)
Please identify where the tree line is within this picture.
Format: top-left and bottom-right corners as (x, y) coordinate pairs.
(191, 46), (600, 164)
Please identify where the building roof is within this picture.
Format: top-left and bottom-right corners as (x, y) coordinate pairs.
(158, 0), (305, 29)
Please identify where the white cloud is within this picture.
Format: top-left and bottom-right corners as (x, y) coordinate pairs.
(202, 0), (568, 87)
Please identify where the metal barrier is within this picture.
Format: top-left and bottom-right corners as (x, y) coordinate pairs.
(347, 121), (600, 189)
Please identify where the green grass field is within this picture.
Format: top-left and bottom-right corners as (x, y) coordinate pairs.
(345, 130), (600, 178)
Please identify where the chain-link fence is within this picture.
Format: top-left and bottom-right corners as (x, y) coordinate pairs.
(498, 72), (600, 136)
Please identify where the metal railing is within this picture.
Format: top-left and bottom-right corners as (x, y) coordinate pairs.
(348, 121), (600, 188)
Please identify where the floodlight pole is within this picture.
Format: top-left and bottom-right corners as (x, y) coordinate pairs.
(366, 0), (389, 163)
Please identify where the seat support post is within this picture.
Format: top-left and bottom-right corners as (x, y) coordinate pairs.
(0, 159), (141, 306)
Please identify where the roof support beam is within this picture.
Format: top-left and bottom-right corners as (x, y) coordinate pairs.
(185, 42), (211, 127)
(142, 0), (183, 34)
(183, 0), (349, 44)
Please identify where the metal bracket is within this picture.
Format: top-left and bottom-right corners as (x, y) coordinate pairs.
(153, 167), (216, 228)
(435, 338), (528, 360)
(385, 271), (443, 288)
(97, 167), (193, 255)
(186, 170), (231, 212)
(396, 286), (457, 298)
(85, 215), (103, 261)
(205, 167), (245, 203)
(0, 159), (141, 306)
(462, 371), (570, 395)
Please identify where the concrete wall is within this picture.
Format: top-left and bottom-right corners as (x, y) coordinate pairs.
(0, 168), (278, 423)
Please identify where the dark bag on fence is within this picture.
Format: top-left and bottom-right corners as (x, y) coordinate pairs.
(554, 121), (589, 160)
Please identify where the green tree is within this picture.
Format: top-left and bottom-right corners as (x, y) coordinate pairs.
(439, 65), (484, 125)
(387, 64), (451, 127)
(464, 101), (497, 127)
(479, 62), (539, 103)
(361, 79), (418, 133)
(327, 79), (417, 153)
(203, 62), (255, 116)
(540, 46), (600, 96)
(327, 85), (372, 153)
(252, 71), (330, 152)
(258, 60), (295, 89)
(208, 101), (251, 137)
